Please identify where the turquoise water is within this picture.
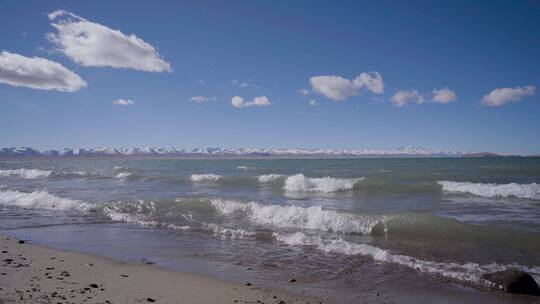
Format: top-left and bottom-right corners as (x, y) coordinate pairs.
(1, 158), (539, 299)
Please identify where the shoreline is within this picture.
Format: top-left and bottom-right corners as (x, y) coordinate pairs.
(0, 235), (319, 304)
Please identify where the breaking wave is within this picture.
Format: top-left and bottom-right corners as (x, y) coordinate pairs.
(0, 169), (52, 179)
(258, 174), (285, 183)
(284, 174), (364, 193)
(190, 173), (222, 182)
(210, 199), (384, 235)
(438, 181), (540, 200)
(3, 188), (539, 288)
(0, 189), (89, 211)
(115, 172), (134, 179)
(273, 232), (540, 285)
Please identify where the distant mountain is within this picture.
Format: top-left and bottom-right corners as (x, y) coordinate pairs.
(1, 146), (532, 158)
(0, 146), (481, 158)
(462, 152), (504, 158)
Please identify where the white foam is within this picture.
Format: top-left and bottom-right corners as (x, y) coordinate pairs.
(205, 223), (255, 239)
(105, 210), (191, 230)
(258, 174), (285, 183)
(0, 189), (89, 211)
(273, 232), (389, 259)
(0, 169), (52, 179)
(210, 199), (382, 234)
(438, 181), (540, 200)
(115, 172), (133, 179)
(72, 171), (91, 177)
(273, 232), (540, 285)
(102, 201), (191, 230)
(190, 174), (221, 182)
(284, 174), (363, 193)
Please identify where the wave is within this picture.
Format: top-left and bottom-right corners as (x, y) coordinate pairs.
(0, 168), (136, 181)
(210, 199), (384, 235)
(0, 189), (90, 211)
(190, 173), (221, 182)
(3, 189), (538, 287)
(204, 223), (256, 239)
(284, 174), (364, 193)
(104, 209), (191, 231)
(115, 172), (133, 179)
(62, 171), (93, 178)
(0, 168), (52, 179)
(257, 174), (285, 183)
(237, 166), (260, 170)
(0, 191), (244, 239)
(438, 181), (540, 200)
(273, 232), (540, 285)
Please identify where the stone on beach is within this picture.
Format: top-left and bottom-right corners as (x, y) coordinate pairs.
(481, 269), (540, 296)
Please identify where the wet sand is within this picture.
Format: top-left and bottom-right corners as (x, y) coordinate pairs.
(0, 236), (318, 304)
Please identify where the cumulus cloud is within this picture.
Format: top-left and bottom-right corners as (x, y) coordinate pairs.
(482, 85), (536, 107)
(391, 90), (424, 107)
(0, 50), (86, 92)
(353, 72), (384, 94)
(47, 10), (171, 72)
(231, 95), (272, 108)
(308, 99), (319, 106)
(310, 75), (354, 100)
(309, 72), (384, 101)
(112, 98), (134, 106)
(190, 95), (216, 103)
(432, 87), (457, 104)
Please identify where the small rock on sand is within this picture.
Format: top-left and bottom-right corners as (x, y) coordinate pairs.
(481, 269), (540, 296)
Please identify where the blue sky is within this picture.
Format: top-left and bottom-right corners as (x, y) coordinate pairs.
(0, 0), (539, 154)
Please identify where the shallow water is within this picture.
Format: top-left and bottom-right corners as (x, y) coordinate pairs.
(1, 158), (539, 302)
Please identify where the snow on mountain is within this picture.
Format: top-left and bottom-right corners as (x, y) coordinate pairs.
(0, 146), (474, 158)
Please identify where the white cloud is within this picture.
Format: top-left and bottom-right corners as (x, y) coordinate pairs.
(310, 75), (356, 101)
(432, 87), (457, 104)
(482, 85), (535, 107)
(297, 88), (311, 95)
(112, 98), (134, 106)
(47, 10), (171, 72)
(353, 72), (384, 94)
(231, 95), (272, 108)
(309, 72), (384, 101)
(232, 79), (260, 89)
(190, 95), (216, 103)
(308, 99), (319, 106)
(233, 80), (248, 88)
(0, 50), (86, 92)
(391, 90), (424, 107)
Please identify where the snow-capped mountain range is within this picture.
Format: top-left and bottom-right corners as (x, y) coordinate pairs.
(0, 146), (502, 158)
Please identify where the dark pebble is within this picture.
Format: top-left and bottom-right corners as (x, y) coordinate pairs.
(147, 298), (156, 302)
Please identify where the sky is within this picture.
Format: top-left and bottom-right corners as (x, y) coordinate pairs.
(0, 0), (539, 154)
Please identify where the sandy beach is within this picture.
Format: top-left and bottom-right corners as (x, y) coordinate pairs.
(0, 236), (318, 304)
